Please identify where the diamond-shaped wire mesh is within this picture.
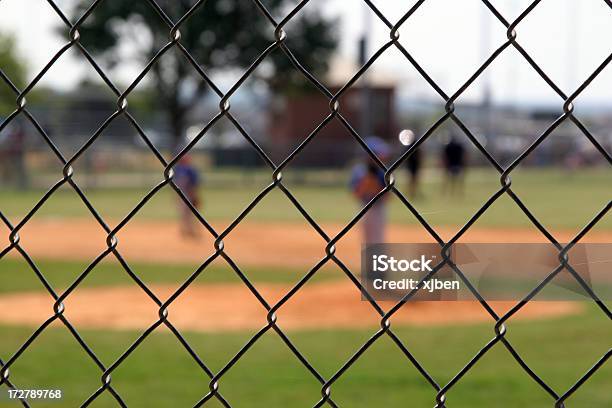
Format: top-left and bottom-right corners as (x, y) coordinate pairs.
(0, 0), (610, 407)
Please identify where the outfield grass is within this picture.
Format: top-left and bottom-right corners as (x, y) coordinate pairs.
(0, 167), (610, 230)
(0, 304), (609, 407)
(0, 258), (339, 294)
(0, 258), (342, 293)
(3, 258), (611, 302)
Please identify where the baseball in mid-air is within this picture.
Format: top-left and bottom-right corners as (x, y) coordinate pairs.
(398, 129), (415, 146)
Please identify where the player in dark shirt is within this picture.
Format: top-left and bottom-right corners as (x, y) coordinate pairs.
(442, 136), (466, 196)
(405, 142), (422, 199)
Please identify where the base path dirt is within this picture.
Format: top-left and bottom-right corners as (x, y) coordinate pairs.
(5, 219), (611, 268)
(0, 281), (582, 332)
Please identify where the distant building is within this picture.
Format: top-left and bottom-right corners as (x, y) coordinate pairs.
(268, 85), (397, 167)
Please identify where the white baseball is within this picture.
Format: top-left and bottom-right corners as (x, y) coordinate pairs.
(399, 129), (415, 146)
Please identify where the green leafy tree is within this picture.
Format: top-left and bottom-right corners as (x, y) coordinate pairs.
(0, 33), (26, 115)
(70, 0), (337, 148)
(0, 33), (29, 189)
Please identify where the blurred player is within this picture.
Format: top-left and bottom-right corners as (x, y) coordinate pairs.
(174, 153), (201, 238)
(0, 122), (28, 189)
(399, 129), (422, 199)
(442, 135), (466, 196)
(350, 136), (389, 244)
(405, 141), (422, 199)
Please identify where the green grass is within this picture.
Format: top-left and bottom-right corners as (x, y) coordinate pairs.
(1, 167), (610, 230)
(0, 258), (341, 294)
(0, 305), (609, 407)
(4, 258), (611, 302)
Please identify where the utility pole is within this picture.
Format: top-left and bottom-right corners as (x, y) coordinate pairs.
(359, 5), (373, 138)
(480, 5), (493, 145)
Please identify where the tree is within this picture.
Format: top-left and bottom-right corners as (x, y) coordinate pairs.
(69, 0), (337, 148)
(0, 33), (30, 189)
(0, 33), (26, 115)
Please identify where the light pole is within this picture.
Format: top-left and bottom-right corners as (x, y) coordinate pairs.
(481, 4), (493, 146)
(359, 4), (373, 138)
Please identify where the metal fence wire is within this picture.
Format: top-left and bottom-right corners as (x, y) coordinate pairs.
(1, 0), (611, 407)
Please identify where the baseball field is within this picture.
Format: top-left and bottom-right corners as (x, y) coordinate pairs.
(0, 167), (610, 407)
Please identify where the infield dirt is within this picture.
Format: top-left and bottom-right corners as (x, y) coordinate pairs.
(0, 281), (582, 331)
(0, 218), (599, 331)
(6, 218), (611, 268)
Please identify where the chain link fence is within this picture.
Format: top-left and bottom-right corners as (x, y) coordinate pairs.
(1, 0), (611, 407)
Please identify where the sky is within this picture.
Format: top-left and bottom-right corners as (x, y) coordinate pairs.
(0, 0), (611, 107)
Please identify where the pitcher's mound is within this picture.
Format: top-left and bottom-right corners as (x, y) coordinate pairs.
(0, 282), (581, 332)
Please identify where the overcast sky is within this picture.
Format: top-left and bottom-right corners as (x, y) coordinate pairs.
(1, 0), (611, 107)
